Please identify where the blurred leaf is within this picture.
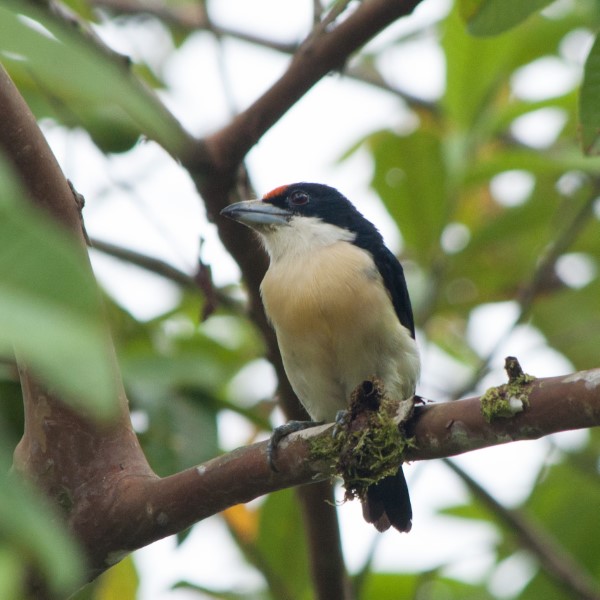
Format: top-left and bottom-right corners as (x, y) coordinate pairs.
(0, 156), (119, 418)
(138, 391), (218, 476)
(60, 0), (98, 22)
(0, 378), (24, 446)
(173, 580), (270, 599)
(519, 572), (573, 600)
(441, 500), (497, 524)
(223, 505), (259, 546)
(361, 571), (496, 600)
(442, 5), (582, 129)
(580, 33), (600, 155)
(419, 575), (497, 599)
(364, 128), (447, 261)
(425, 315), (479, 367)
(0, 452), (85, 596)
(478, 92), (576, 151)
(532, 277), (600, 370)
(464, 148), (600, 186)
(0, 1), (189, 154)
(461, 0), (554, 36)
(256, 489), (310, 600)
(439, 177), (560, 312)
(519, 457), (600, 596)
(111, 296), (265, 475)
(120, 310), (262, 394)
(0, 547), (23, 600)
(93, 555), (139, 600)
(359, 572), (417, 600)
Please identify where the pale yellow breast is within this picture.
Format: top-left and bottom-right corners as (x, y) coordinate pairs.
(260, 241), (419, 420)
(260, 242), (385, 336)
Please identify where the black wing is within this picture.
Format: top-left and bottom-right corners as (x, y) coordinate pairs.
(372, 246), (415, 339)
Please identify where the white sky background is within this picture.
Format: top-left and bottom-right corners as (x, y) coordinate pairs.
(41, 0), (593, 598)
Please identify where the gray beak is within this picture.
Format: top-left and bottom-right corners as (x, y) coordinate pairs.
(220, 199), (292, 228)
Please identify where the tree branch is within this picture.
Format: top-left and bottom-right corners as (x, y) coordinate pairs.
(404, 370), (600, 460)
(89, 237), (243, 314)
(0, 60), (154, 592)
(187, 0), (428, 416)
(297, 482), (353, 600)
(180, 7), (425, 597)
(85, 368), (600, 558)
(90, 0), (434, 112)
(11, 4), (598, 599)
(449, 180), (600, 400)
(190, 0), (423, 176)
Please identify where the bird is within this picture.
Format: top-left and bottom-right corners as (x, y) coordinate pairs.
(221, 182), (420, 532)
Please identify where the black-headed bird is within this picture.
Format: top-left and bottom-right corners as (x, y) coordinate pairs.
(221, 183), (420, 532)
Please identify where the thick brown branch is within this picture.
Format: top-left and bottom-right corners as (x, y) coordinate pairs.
(101, 369), (600, 557)
(0, 61), (155, 589)
(0, 65), (88, 244)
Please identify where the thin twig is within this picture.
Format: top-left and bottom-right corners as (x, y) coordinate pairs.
(197, 9), (354, 593)
(90, 0), (434, 110)
(450, 182), (600, 400)
(516, 180), (600, 318)
(444, 459), (600, 600)
(90, 237), (243, 311)
(90, 237), (200, 289)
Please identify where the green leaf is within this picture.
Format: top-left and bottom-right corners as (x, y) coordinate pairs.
(460, 0), (554, 37)
(365, 129), (447, 261)
(442, 5), (581, 129)
(137, 391), (218, 476)
(520, 456), (600, 596)
(256, 489), (310, 600)
(519, 572), (573, 600)
(439, 177), (559, 311)
(0, 547), (23, 600)
(464, 147), (600, 187)
(440, 500), (497, 524)
(579, 33), (600, 155)
(93, 555), (139, 600)
(421, 576), (497, 600)
(0, 448), (85, 596)
(0, 157), (119, 418)
(173, 580), (270, 600)
(361, 572), (497, 600)
(532, 277), (600, 370)
(359, 573), (417, 600)
(479, 91), (577, 145)
(0, 1), (189, 154)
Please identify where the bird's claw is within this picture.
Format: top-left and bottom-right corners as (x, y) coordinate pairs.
(332, 409), (350, 437)
(267, 420), (323, 472)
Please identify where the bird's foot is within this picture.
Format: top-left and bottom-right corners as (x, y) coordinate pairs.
(332, 409), (350, 437)
(267, 420), (324, 472)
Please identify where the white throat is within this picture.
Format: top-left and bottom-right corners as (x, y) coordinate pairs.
(258, 216), (356, 262)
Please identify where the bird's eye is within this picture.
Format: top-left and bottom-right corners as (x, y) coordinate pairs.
(289, 191), (310, 206)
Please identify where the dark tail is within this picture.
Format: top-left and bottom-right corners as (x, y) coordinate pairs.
(362, 466), (412, 532)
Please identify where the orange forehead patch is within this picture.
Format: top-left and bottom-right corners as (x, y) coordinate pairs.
(262, 185), (289, 201)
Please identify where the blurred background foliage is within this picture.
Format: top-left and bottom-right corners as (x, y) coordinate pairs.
(0, 0), (599, 598)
